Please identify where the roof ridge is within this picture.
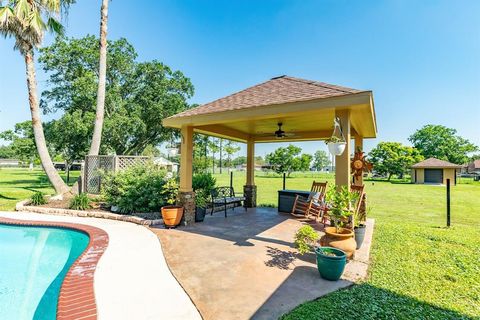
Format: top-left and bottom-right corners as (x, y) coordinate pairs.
(280, 76), (362, 94)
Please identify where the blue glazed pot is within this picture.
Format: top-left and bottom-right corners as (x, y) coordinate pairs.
(315, 247), (347, 281)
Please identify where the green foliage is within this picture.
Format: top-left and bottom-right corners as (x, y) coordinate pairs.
(325, 136), (345, 144)
(192, 173), (216, 208)
(45, 110), (94, 164)
(294, 225), (319, 254)
(102, 164), (168, 213)
(369, 142), (424, 180)
(161, 178), (179, 205)
(30, 192), (47, 206)
(224, 140), (241, 168)
(409, 124), (478, 164)
(38, 36), (194, 155)
(325, 186), (359, 231)
(312, 150), (331, 171)
(69, 193), (91, 210)
(266, 145), (312, 176)
(0, 145), (15, 159)
(192, 173), (216, 192)
(0, 121), (38, 163)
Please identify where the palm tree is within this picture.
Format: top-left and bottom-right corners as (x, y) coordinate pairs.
(0, 0), (73, 195)
(88, 0), (109, 155)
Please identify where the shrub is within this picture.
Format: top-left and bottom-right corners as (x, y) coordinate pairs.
(294, 225), (319, 254)
(161, 178), (179, 205)
(192, 173), (216, 192)
(102, 164), (168, 213)
(30, 191), (47, 206)
(69, 193), (91, 210)
(192, 173), (216, 209)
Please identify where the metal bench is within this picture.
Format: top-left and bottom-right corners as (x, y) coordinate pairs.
(210, 186), (246, 217)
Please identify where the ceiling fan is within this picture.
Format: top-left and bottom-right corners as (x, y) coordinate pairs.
(257, 122), (297, 139)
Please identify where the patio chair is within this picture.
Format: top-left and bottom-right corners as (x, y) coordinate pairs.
(290, 181), (327, 219)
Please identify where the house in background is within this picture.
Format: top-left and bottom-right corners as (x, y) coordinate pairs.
(467, 160), (480, 181)
(467, 160), (480, 175)
(411, 158), (462, 185)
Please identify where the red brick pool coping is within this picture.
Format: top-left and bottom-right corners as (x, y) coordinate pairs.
(0, 217), (109, 320)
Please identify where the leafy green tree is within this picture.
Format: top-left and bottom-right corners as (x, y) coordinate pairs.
(312, 150), (331, 171)
(265, 145), (312, 176)
(369, 142), (424, 180)
(224, 140), (241, 168)
(39, 36), (194, 155)
(0, 145), (15, 159)
(408, 125), (478, 164)
(0, 0), (73, 194)
(1, 121), (38, 163)
(232, 156), (247, 166)
(45, 111), (94, 182)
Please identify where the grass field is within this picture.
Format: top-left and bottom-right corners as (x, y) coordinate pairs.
(1, 168), (479, 318)
(0, 168), (80, 211)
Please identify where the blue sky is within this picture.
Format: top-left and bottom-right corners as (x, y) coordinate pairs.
(1, 0), (479, 158)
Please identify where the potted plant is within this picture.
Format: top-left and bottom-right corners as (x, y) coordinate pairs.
(353, 206), (370, 249)
(160, 178), (183, 228)
(321, 186), (358, 259)
(294, 225), (347, 281)
(195, 189), (209, 222)
(325, 136), (346, 156)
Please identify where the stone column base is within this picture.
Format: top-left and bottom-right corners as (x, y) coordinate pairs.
(178, 191), (195, 225)
(243, 185), (257, 208)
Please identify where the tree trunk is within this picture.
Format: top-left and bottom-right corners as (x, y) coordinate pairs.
(24, 48), (69, 195)
(219, 139), (223, 174)
(88, 0), (109, 155)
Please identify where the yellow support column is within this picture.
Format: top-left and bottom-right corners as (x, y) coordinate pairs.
(354, 135), (364, 186)
(178, 125), (195, 224)
(335, 110), (351, 189)
(244, 138), (257, 208)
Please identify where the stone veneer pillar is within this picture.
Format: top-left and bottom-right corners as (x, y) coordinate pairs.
(178, 191), (195, 225)
(243, 185), (257, 208)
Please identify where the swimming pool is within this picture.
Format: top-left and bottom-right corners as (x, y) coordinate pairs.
(0, 224), (89, 320)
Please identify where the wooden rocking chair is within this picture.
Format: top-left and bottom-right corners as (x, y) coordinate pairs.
(291, 181), (327, 219)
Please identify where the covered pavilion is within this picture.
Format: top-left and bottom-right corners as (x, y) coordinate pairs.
(163, 75), (377, 223)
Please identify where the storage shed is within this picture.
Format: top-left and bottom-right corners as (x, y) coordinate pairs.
(411, 158), (462, 185)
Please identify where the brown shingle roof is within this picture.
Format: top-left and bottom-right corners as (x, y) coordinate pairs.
(411, 158), (463, 169)
(169, 76), (366, 118)
(468, 159), (480, 171)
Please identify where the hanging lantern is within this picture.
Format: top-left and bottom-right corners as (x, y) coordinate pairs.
(326, 117), (347, 156)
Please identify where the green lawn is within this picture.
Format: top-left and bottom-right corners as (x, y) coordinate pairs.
(0, 167), (79, 211)
(213, 171), (480, 319)
(1, 168), (479, 318)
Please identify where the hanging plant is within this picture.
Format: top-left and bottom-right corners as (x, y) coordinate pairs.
(325, 117), (346, 156)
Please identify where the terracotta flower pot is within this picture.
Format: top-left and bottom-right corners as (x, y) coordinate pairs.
(320, 226), (356, 260)
(161, 205), (184, 228)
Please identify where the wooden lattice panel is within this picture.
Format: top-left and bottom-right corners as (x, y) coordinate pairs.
(84, 155), (150, 194)
(84, 155), (115, 194)
(116, 156), (150, 171)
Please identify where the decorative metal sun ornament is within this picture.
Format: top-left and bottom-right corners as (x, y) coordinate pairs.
(351, 148), (373, 177)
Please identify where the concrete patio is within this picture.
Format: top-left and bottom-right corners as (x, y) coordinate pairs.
(151, 207), (374, 320)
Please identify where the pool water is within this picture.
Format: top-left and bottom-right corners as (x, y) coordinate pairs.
(0, 224), (89, 320)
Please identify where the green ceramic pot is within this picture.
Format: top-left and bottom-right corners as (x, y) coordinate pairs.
(315, 247), (347, 281)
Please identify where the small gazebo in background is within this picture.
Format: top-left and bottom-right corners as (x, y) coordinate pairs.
(411, 158), (462, 185)
(163, 76), (377, 224)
